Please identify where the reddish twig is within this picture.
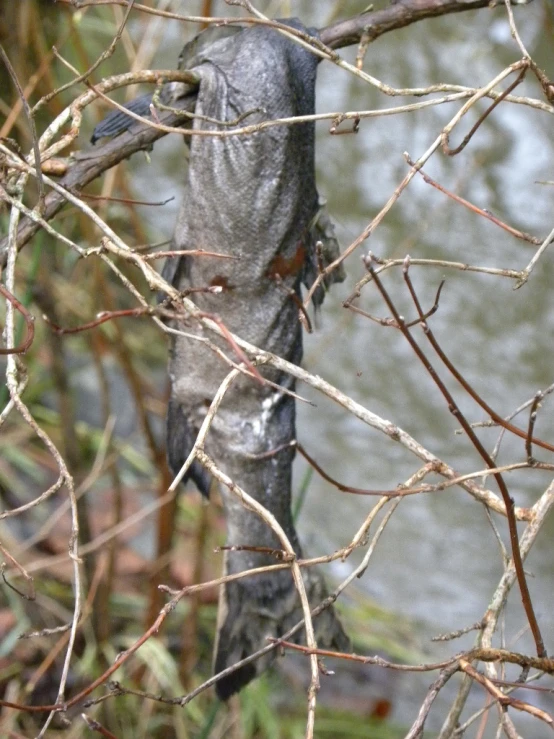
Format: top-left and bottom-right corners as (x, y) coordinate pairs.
(366, 256), (546, 658)
(0, 283), (35, 355)
(81, 715), (120, 739)
(301, 443), (547, 502)
(0, 592), (183, 714)
(81, 193), (175, 207)
(273, 275), (313, 333)
(460, 660), (554, 730)
(298, 442), (394, 495)
(0, 542), (35, 601)
(45, 307), (152, 335)
(244, 440), (297, 460)
(442, 66), (527, 156)
(406, 156), (542, 246)
(363, 263), (554, 455)
(400, 260), (546, 658)
(345, 279), (445, 330)
(196, 312), (264, 384)
(179, 500), (209, 687)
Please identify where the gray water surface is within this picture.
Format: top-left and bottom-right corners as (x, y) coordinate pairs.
(105, 3), (554, 735)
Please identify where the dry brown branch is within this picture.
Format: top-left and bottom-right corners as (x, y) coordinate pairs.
(459, 660), (554, 729)
(2, 1), (554, 737)
(406, 157), (542, 246)
(0, 540), (35, 601)
(438, 480), (554, 738)
(3, 177), (81, 738)
(367, 256), (545, 657)
(302, 59), (531, 306)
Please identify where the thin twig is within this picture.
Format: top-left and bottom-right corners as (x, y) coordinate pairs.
(0, 43), (44, 209)
(397, 258), (545, 657)
(525, 392), (544, 463)
(0, 542), (35, 601)
(0, 284), (35, 355)
(406, 155), (541, 245)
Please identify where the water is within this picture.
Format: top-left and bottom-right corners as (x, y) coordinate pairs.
(119, 3), (554, 735)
